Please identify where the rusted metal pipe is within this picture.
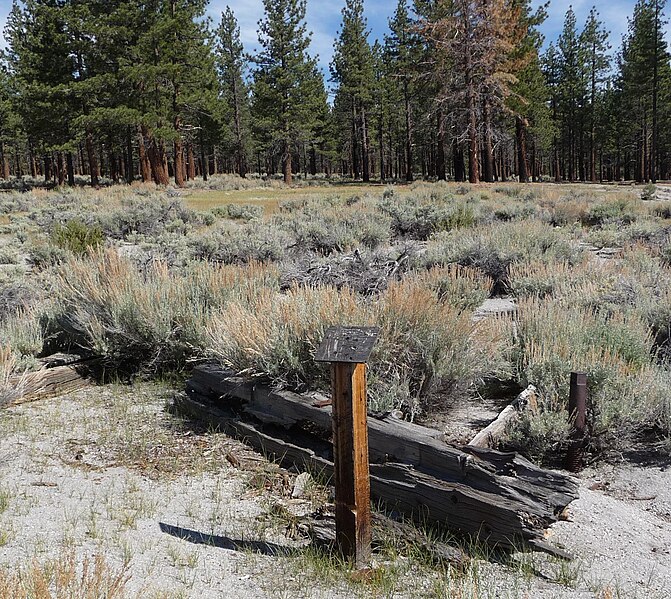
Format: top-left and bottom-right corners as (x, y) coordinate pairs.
(565, 372), (587, 473)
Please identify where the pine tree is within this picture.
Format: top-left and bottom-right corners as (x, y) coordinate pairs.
(505, 0), (549, 183)
(385, 0), (421, 181)
(580, 7), (610, 182)
(5, 0), (77, 184)
(617, 0), (670, 181)
(557, 7), (587, 181)
(252, 0), (321, 184)
(0, 62), (22, 180)
(215, 7), (251, 178)
(123, 0), (213, 186)
(331, 0), (375, 182)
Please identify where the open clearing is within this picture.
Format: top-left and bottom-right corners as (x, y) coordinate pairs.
(0, 384), (670, 598)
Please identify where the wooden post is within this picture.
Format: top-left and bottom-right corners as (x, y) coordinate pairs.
(331, 361), (371, 567)
(316, 326), (379, 568)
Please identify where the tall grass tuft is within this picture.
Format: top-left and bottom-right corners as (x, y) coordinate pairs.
(207, 276), (508, 416)
(510, 296), (666, 457)
(0, 552), (129, 599)
(54, 250), (279, 374)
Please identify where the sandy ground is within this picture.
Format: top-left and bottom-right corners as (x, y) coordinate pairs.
(0, 385), (670, 598)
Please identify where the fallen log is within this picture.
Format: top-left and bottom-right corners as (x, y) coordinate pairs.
(468, 385), (537, 448)
(1, 356), (96, 408)
(182, 365), (578, 554)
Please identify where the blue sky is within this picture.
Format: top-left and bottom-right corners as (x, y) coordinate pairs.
(0, 0), (668, 76)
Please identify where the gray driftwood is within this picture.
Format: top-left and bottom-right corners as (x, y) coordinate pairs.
(181, 364), (579, 555)
(468, 385), (537, 448)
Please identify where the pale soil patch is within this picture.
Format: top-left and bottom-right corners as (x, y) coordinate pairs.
(0, 384), (669, 598)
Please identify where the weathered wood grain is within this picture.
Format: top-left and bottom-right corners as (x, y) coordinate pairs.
(2, 361), (94, 408)
(331, 361), (371, 567)
(469, 385), (537, 448)
(179, 367), (579, 557)
(187, 365), (578, 524)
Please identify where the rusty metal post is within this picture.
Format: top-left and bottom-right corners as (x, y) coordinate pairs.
(565, 372), (587, 473)
(315, 326), (379, 569)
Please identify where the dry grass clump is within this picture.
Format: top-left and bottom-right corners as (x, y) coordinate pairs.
(0, 345), (17, 403)
(510, 296), (666, 457)
(0, 308), (43, 361)
(207, 284), (369, 391)
(207, 275), (507, 415)
(425, 220), (585, 291)
(0, 552), (129, 599)
(54, 250), (279, 374)
(411, 265), (492, 310)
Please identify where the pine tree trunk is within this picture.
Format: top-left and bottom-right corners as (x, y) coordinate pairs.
(29, 144), (37, 178)
(141, 125), (169, 186)
(404, 82), (413, 182)
(0, 143), (10, 179)
(200, 130), (208, 182)
(361, 104), (371, 183)
(436, 111), (446, 181)
(126, 127), (134, 184)
(482, 97), (495, 183)
(231, 72), (246, 178)
(138, 128), (152, 183)
(174, 137), (185, 188)
(66, 153), (75, 186)
(351, 99), (359, 179)
(283, 139), (292, 185)
(463, 4), (479, 184)
(516, 116), (529, 183)
(453, 140), (465, 182)
(187, 143), (196, 180)
(56, 153), (65, 186)
(109, 151), (118, 183)
(43, 155), (51, 184)
(85, 130), (99, 187)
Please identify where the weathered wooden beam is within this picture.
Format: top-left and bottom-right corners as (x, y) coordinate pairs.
(331, 362), (372, 567)
(2, 360), (95, 408)
(187, 365), (577, 523)
(177, 383), (577, 557)
(468, 385), (537, 448)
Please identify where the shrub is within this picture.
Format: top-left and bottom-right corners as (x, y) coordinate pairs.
(379, 195), (477, 240)
(206, 278), (507, 417)
(51, 219), (104, 255)
(99, 196), (195, 239)
(509, 296), (664, 456)
(212, 203), (264, 221)
(582, 197), (640, 226)
(189, 223), (290, 264)
(425, 221), (584, 292)
(53, 250), (280, 375)
(641, 183), (657, 201)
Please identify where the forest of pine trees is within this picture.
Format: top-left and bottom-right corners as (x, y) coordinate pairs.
(0, 0), (669, 186)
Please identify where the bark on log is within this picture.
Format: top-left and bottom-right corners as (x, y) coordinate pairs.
(468, 385), (537, 448)
(181, 365), (579, 554)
